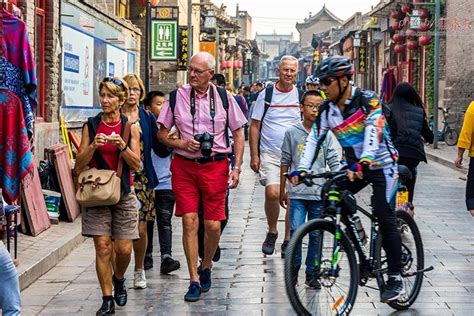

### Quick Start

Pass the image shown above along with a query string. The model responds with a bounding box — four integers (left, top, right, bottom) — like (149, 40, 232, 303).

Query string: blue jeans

(289, 199, 323, 275)
(0, 241, 21, 315)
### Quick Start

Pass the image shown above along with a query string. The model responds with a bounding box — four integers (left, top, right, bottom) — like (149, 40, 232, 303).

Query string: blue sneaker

(184, 281, 201, 302)
(199, 268, 212, 292)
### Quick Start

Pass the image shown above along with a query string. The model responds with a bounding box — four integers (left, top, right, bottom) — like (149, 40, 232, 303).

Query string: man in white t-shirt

(249, 55, 301, 256)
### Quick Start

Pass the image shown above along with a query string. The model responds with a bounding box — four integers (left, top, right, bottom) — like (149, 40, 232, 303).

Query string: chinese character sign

(358, 39, 367, 74)
(178, 26, 189, 70)
(151, 20, 178, 60)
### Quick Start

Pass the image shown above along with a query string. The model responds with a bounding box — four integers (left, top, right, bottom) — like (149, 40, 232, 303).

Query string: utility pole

(433, 0, 441, 149)
(187, 0, 193, 63)
(145, 0, 151, 91)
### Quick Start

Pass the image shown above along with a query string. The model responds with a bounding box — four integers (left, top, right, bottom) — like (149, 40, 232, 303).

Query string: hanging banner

(177, 26, 189, 70)
(151, 20, 178, 60)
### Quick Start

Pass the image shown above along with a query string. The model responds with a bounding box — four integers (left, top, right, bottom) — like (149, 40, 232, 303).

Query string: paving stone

(18, 158, 474, 315)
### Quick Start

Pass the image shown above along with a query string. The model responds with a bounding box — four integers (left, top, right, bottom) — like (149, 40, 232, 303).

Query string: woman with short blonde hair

(75, 77, 141, 315)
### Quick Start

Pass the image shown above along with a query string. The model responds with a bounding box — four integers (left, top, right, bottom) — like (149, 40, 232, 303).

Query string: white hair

(191, 52, 216, 69)
(279, 55, 298, 66)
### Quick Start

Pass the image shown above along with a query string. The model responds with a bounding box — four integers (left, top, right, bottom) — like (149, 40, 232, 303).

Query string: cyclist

(305, 76, 320, 91)
(291, 56, 405, 302)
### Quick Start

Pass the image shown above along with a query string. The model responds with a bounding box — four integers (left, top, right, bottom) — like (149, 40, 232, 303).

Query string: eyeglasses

(187, 66, 211, 75)
(320, 77, 337, 87)
(303, 104, 319, 110)
(102, 77, 124, 87)
(129, 87, 141, 94)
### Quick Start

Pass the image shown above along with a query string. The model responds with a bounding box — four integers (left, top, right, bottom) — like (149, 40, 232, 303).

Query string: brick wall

(443, 0, 474, 128)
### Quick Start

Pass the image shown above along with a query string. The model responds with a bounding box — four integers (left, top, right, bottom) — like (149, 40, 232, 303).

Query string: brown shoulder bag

(76, 121, 131, 208)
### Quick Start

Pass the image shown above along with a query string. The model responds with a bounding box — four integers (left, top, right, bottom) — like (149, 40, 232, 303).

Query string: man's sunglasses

(102, 77, 124, 87)
(319, 77, 337, 86)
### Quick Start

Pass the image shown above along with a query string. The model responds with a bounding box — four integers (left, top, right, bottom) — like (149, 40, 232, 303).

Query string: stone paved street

(21, 156, 474, 315)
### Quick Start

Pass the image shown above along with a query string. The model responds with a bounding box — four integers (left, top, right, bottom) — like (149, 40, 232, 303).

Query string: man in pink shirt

(157, 52, 247, 302)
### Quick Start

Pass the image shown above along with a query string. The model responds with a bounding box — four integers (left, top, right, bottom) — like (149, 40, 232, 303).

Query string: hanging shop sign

(410, 10, 421, 29)
(358, 38, 367, 74)
(151, 20, 178, 60)
(199, 41, 217, 59)
(243, 58, 252, 75)
(177, 26, 189, 70)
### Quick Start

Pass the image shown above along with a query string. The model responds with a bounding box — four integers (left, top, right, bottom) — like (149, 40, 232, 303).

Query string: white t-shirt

(251, 85, 301, 155)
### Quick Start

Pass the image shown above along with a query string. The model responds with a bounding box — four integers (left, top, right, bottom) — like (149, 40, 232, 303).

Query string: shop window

(116, 0, 129, 18)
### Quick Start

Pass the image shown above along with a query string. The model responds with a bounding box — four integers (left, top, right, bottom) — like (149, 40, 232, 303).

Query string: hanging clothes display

(1, 9, 37, 138)
(0, 88, 34, 204)
(381, 68, 396, 104)
(0, 56, 35, 137)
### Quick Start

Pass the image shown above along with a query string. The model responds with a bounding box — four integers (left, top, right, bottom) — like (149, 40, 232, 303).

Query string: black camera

(194, 132, 214, 157)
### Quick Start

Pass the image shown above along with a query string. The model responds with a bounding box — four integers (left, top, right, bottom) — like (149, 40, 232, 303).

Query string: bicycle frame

(321, 180, 380, 281)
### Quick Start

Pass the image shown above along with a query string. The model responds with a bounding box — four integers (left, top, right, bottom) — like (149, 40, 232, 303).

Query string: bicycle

(284, 168, 433, 315)
(428, 107, 458, 146)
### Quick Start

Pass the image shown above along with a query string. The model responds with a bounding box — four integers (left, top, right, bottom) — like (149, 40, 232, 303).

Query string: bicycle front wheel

(445, 128, 458, 146)
(284, 219, 359, 316)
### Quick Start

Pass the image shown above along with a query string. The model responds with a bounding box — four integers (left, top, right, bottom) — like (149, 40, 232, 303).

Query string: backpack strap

(261, 85, 274, 127)
(169, 89, 178, 115)
(257, 86, 274, 155)
(216, 86, 230, 148)
(297, 88, 303, 104)
(117, 121, 132, 178)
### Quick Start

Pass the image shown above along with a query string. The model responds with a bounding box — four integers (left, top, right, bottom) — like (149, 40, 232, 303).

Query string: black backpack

(169, 86, 230, 147)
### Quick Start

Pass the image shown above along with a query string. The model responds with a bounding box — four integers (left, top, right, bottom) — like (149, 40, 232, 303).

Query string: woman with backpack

(385, 82, 434, 215)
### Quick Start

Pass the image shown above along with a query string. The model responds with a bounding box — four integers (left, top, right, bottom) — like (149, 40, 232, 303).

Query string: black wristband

(120, 144, 128, 152)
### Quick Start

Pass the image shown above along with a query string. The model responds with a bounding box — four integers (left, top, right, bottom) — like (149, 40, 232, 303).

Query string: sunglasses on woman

(102, 77, 124, 87)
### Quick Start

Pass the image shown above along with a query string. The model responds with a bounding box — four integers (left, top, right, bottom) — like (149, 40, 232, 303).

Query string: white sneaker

(134, 269, 147, 289)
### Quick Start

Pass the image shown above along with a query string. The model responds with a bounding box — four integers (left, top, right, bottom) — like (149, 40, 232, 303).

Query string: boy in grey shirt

(280, 90, 340, 288)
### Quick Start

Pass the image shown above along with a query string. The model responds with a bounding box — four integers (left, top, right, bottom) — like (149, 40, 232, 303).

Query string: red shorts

(171, 155, 229, 221)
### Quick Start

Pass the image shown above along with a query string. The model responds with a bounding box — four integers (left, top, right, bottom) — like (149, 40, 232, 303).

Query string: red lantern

(419, 21, 430, 31)
(391, 21, 402, 31)
(401, 4, 412, 14)
(233, 60, 238, 69)
(394, 44, 406, 54)
(136, 0, 160, 6)
(220, 61, 228, 70)
(237, 60, 243, 68)
(407, 40, 418, 50)
(418, 9, 429, 19)
(393, 33, 406, 43)
(391, 10, 403, 20)
(405, 28, 418, 38)
(419, 35, 432, 46)
(413, 0, 424, 3)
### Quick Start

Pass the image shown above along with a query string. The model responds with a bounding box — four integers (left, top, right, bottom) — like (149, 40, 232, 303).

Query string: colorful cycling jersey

(298, 86, 398, 171)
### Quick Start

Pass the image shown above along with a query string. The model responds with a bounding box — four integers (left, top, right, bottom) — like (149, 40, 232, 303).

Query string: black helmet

(315, 56, 353, 79)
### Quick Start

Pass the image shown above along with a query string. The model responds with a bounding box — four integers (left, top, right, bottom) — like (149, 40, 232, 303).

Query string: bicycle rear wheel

(375, 210, 424, 310)
(284, 219, 359, 315)
(444, 128, 458, 146)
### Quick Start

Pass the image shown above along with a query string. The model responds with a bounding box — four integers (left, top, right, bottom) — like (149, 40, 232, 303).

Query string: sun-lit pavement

(21, 152, 474, 315)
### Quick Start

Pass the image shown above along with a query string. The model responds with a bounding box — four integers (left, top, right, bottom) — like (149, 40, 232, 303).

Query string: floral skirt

(134, 175, 156, 222)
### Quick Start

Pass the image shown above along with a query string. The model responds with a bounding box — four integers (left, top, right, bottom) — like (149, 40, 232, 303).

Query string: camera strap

(190, 87, 215, 136)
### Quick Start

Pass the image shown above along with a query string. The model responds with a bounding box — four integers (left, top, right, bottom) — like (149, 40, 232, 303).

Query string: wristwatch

(233, 166, 242, 173)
